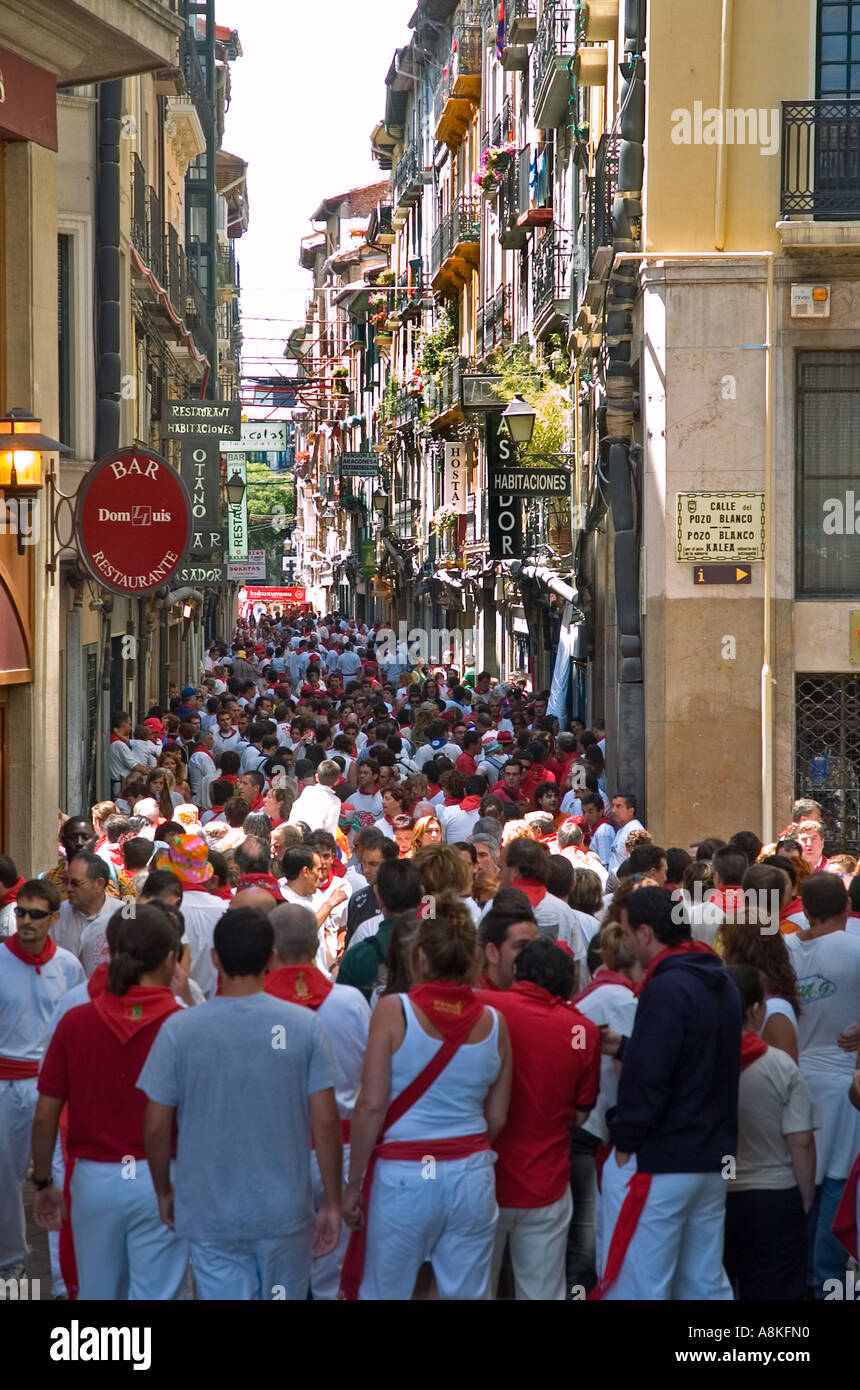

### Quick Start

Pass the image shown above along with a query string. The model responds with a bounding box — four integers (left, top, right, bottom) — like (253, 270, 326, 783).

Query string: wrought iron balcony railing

(533, 1, 575, 113)
(394, 143, 423, 209)
(588, 132, 620, 270)
(781, 100, 860, 220)
(431, 195, 481, 280)
(179, 24, 212, 137)
(509, 0, 538, 46)
(131, 154, 148, 263)
(533, 225, 572, 320)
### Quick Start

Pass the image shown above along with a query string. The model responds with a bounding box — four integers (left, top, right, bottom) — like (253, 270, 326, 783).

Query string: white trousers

(0, 1078, 37, 1270)
(190, 1227, 313, 1301)
(359, 1151, 498, 1301)
(310, 1145, 350, 1301)
(70, 1158, 189, 1300)
(491, 1189, 573, 1300)
(599, 1152, 733, 1300)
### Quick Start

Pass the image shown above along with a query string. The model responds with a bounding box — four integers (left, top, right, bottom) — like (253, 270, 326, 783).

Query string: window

(58, 235, 72, 451)
(818, 1, 860, 96)
(796, 675, 860, 852)
(796, 350, 860, 596)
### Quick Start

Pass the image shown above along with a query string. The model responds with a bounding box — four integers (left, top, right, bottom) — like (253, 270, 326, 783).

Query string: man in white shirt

(607, 794, 646, 877)
(188, 732, 218, 801)
(786, 872, 860, 1294)
(109, 711, 150, 796)
(336, 641, 363, 679)
(279, 846, 348, 974)
(414, 721, 461, 771)
(52, 852, 117, 976)
(211, 709, 249, 759)
(288, 760, 343, 837)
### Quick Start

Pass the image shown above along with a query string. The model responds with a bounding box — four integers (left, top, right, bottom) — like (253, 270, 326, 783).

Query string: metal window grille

(795, 674, 860, 853)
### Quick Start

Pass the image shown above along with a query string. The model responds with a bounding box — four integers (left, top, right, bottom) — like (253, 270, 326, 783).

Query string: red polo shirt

(476, 981, 600, 1208)
(38, 995, 179, 1162)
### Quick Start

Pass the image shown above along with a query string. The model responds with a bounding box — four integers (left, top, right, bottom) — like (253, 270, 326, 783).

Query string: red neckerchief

(214, 884, 233, 900)
(573, 970, 636, 1006)
(589, 816, 612, 833)
(442, 796, 461, 807)
(510, 876, 547, 908)
(510, 979, 570, 1009)
(710, 886, 746, 913)
(460, 795, 482, 812)
(87, 962, 109, 998)
(0, 876, 25, 909)
(90, 984, 178, 1043)
(235, 873, 285, 902)
(109, 732, 127, 744)
(221, 773, 238, 785)
(331, 861, 346, 879)
(782, 897, 803, 918)
(318, 868, 334, 893)
(249, 794, 266, 812)
(265, 964, 333, 1011)
(3, 932, 58, 974)
(639, 940, 715, 993)
(474, 972, 503, 991)
(740, 1031, 768, 1071)
(409, 981, 486, 1041)
(426, 783, 440, 798)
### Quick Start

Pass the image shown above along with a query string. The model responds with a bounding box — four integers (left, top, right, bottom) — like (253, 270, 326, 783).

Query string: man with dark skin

(42, 819, 119, 901)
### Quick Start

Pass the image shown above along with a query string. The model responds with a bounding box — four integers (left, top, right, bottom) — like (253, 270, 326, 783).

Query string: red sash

(0, 1057, 39, 1080)
(573, 971, 636, 1006)
(3, 932, 58, 975)
(589, 1167, 653, 1299)
(339, 983, 487, 1300)
(740, 1032, 768, 1071)
(832, 1150, 860, 1260)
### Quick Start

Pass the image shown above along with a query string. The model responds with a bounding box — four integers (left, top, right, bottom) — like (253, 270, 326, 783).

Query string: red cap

(497, 730, 514, 744)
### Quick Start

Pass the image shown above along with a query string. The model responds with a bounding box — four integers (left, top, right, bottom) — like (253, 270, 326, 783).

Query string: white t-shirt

(784, 929, 860, 1181)
(575, 980, 639, 1143)
(181, 890, 227, 1000)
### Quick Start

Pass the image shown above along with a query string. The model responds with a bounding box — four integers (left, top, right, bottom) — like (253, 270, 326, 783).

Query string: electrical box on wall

(791, 284, 831, 318)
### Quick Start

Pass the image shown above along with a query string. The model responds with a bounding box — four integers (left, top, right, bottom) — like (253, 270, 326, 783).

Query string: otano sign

(75, 449, 192, 595)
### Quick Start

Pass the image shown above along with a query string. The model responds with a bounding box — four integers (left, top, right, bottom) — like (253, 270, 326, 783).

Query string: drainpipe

(95, 81, 122, 459)
(714, 0, 734, 250)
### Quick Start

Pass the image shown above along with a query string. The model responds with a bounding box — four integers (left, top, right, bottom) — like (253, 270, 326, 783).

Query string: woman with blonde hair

(410, 816, 442, 855)
(341, 896, 512, 1300)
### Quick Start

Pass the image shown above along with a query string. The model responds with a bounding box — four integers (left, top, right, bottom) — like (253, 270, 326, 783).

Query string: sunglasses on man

(15, 905, 53, 921)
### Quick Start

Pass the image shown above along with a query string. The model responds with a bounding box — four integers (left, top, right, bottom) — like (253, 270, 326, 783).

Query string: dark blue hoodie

(608, 949, 742, 1174)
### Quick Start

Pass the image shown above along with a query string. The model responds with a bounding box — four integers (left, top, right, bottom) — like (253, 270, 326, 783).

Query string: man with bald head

(265, 903, 370, 1300)
(230, 888, 279, 915)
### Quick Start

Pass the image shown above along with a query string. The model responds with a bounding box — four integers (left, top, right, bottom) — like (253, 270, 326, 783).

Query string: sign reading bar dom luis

(75, 449, 192, 596)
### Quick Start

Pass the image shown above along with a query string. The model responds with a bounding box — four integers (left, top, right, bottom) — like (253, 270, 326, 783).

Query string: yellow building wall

(645, 0, 813, 253)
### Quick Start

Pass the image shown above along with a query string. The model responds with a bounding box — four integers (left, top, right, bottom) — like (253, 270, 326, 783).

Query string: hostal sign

(75, 449, 192, 595)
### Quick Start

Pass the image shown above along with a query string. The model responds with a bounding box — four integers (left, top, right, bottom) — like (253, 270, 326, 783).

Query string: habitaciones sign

(75, 449, 192, 595)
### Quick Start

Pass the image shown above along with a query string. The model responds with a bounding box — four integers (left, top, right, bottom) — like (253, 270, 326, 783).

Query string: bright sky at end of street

(215, 0, 412, 383)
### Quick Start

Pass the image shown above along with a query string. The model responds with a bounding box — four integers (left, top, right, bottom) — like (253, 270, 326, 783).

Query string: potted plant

(473, 143, 516, 198)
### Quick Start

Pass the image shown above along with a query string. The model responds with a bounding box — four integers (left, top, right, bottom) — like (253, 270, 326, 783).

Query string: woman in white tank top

(341, 898, 512, 1300)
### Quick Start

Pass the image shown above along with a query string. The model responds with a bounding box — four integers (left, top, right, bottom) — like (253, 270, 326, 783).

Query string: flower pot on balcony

(583, 0, 619, 42)
(574, 47, 609, 87)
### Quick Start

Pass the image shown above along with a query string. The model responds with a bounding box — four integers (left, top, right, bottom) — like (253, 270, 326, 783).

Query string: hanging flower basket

(473, 143, 516, 196)
(430, 504, 457, 535)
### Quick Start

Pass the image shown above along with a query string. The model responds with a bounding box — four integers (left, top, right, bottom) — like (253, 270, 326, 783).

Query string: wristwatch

(32, 1176, 54, 1190)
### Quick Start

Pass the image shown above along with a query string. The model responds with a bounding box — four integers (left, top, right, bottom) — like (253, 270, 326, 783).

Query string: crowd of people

(1, 605, 859, 1303)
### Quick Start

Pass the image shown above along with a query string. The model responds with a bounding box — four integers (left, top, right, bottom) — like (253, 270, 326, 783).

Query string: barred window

(796, 351, 860, 597)
(795, 674, 860, 853)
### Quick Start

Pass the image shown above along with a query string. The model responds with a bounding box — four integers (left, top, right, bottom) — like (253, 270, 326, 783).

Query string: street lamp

(372, 491, 388, 515)
(225, 470, 246, 507)
(0, 407, 69, 495)
(0, 407, 70, 554)
(501, 393, 537, 447)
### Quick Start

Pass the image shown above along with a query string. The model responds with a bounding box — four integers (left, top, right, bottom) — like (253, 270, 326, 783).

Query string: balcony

(585, 131, 619, 294)
(532, 2, 575, 129)
(393, 144, 428, 226)
(477, 286, 512, 358)
(780, 100, 860, 239)
(219, 242, 240, 303)
(498, 148, 530, 249)
(131, 153, 148, 264)
(179, 24, 213, 139)
(165, 224, 186, 318)
(377, 204, 396, 244)
(509, 0, 538, 45)
(434, 13, 483, 149)
(533, 226, 572, 339)
(428, 355, 467, 427)
(430, 195, 481, 295)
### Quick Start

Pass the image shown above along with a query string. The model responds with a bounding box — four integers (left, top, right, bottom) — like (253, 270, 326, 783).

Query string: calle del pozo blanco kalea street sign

(74, 449, 192, 595)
